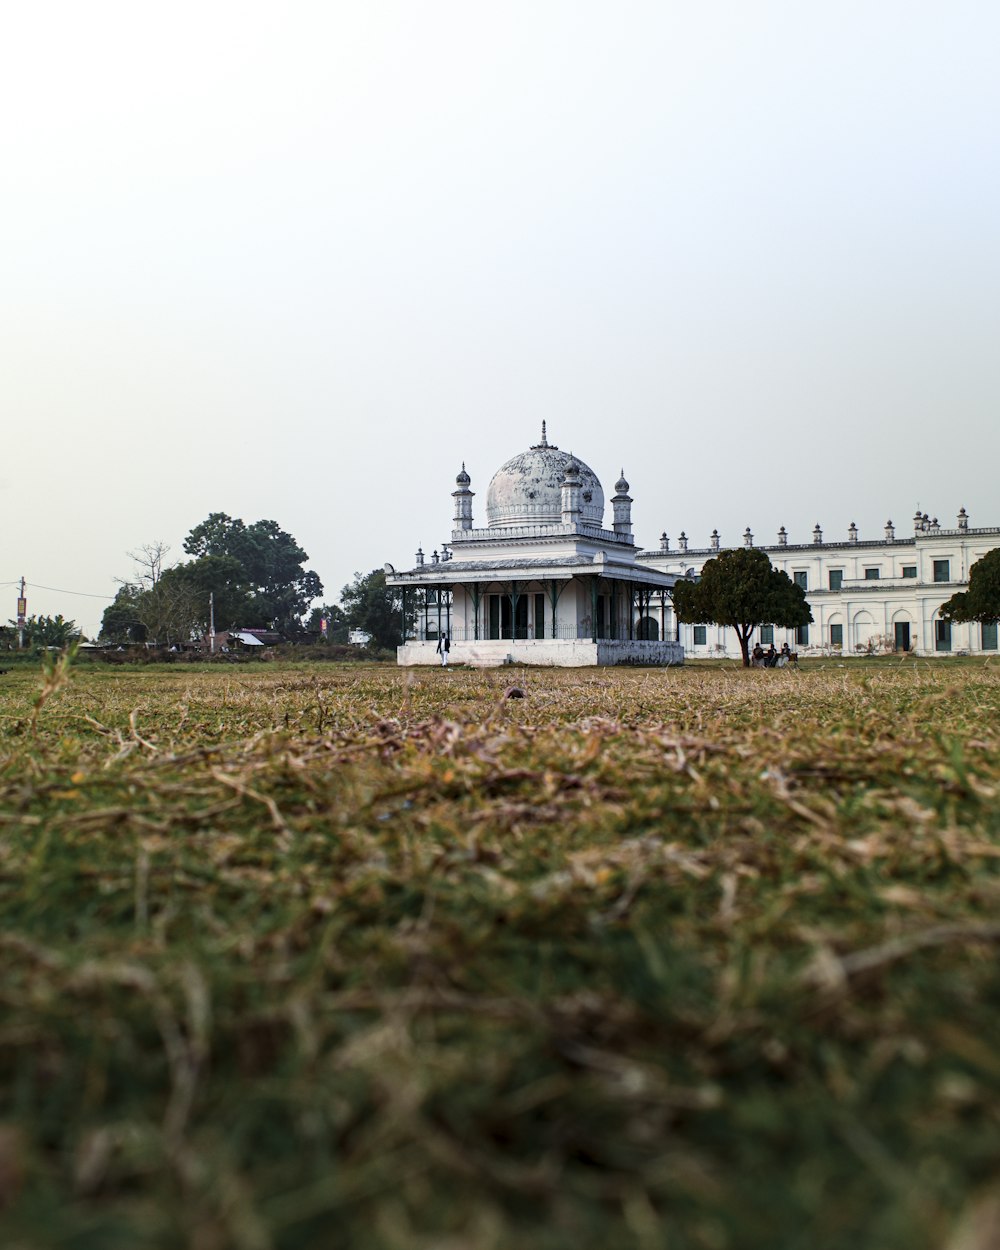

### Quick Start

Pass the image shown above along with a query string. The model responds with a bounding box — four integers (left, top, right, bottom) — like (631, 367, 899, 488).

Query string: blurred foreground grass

(0, 658, 999, 1250)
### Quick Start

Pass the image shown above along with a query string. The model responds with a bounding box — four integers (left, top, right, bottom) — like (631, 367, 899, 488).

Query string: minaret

(560, 456, 582, 525)
(452, 463, 474, 531)
(611, 470, 633, 537)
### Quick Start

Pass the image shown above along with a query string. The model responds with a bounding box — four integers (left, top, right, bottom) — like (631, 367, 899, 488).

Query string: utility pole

(209, 592, 215, 654)
(17, 577, 26, 650)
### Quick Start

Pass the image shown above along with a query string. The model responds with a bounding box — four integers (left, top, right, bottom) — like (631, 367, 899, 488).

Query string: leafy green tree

(941, 548, 1000, 624)
(307, 604, 349, 643)
(671, 547, 812, 667)
(100, 587, 147, 644)
(14, 614, 81, 648)
(183, 513, 322, 632)
(340, 570, 414, 650)
(167, 556, 253, 633)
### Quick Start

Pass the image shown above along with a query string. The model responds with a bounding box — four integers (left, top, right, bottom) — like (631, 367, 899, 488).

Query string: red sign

(16, 598, 26, 618)
(320, 617, 328, 634)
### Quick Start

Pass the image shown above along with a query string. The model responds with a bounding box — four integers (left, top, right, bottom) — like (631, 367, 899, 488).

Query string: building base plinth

(397, 640, 684, 668)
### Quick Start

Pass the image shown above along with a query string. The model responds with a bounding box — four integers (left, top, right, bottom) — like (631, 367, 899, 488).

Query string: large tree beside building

(671, 547, 812, 667)
(340, 569, 415, 651)
(940, 548, 1000, 624)
(183, 513, 322, 633)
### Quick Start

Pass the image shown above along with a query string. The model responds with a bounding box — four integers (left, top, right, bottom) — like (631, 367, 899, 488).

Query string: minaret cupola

(452, 462, 474, 531)
(611, 469, 633, 537)
(560, 456, 582, 525)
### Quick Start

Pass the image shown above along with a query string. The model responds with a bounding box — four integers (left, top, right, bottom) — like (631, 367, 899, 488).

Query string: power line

(22, 581, 116, 601)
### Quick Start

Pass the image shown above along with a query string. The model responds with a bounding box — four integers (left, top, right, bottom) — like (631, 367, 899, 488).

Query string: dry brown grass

(0, 657, 998, 1249)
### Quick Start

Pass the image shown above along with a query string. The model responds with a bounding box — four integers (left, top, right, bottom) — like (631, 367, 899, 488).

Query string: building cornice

(637, 526, 1000, 562)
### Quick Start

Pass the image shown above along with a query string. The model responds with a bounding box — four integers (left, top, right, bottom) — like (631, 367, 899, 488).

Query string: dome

(455, 462, 471, 487)
(486, 441, 604, 528)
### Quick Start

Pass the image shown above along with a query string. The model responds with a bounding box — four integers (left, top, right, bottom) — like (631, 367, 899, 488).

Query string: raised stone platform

(397, 640, 684, 668)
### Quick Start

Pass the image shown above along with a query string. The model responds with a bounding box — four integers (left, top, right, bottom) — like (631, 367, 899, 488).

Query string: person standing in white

(435, 634, 450, 666)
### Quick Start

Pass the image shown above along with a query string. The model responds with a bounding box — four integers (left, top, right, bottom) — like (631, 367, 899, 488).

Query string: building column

(549, 580, 561, 640)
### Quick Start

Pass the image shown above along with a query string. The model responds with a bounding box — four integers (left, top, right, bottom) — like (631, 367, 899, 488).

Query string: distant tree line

(2, 615, 80, 650)
(100, 515, 323, 645)
(306, 570, 414, 652)
(98, 514, 412, 652)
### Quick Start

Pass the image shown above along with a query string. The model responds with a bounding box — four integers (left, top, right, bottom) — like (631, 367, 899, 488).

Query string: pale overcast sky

(3, 2, 998, 636)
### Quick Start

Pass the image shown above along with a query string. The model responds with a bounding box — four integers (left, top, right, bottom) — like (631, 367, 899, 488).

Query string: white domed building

(386, 424, 683, 666)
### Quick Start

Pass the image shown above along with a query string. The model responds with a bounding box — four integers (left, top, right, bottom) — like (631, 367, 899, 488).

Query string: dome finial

(540, 420, 548, 447)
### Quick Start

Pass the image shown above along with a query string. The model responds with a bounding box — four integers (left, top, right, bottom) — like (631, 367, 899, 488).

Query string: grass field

(1, 657, 999, 1250)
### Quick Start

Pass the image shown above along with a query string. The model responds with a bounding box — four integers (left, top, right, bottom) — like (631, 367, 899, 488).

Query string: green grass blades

(0, 658, 998, 1250)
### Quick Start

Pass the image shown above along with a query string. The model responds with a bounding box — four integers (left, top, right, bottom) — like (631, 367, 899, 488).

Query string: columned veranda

(400, 575, 674, 644)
